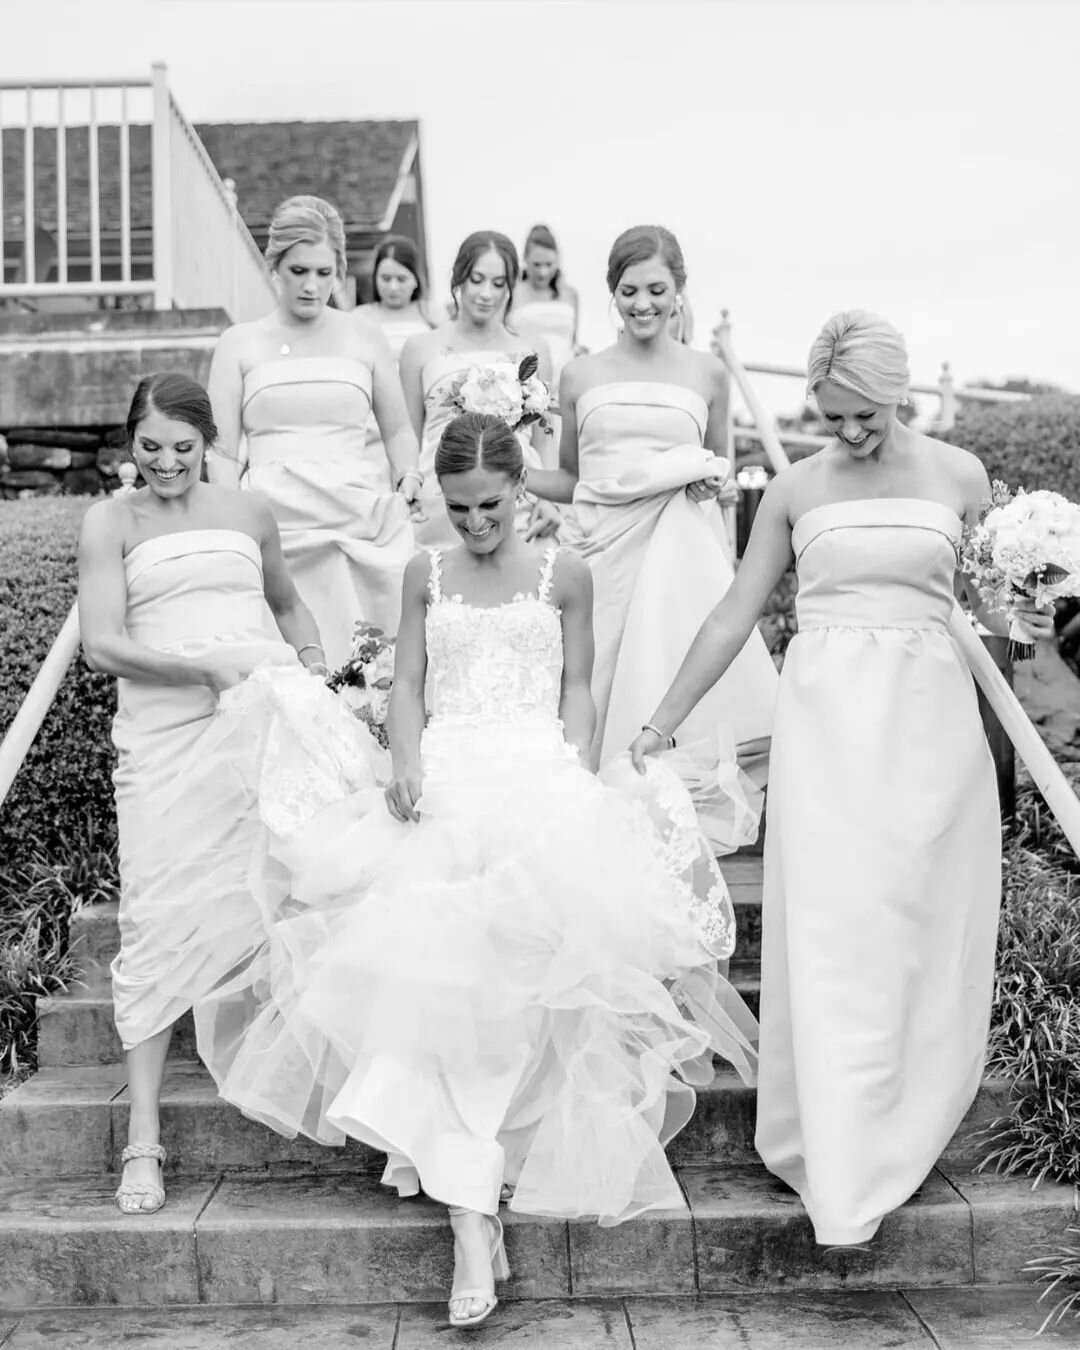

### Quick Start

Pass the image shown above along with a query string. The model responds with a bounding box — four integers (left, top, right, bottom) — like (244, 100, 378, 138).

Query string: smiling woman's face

(613, 254, 677, 340)
(814, 379, 897, 460)
(131, 407, 205, 497)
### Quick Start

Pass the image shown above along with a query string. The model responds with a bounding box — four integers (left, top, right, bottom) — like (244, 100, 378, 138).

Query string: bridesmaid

(630, 310, 1055, 1247)
(528, 224, 777, 768)
(77, 372, 325, 1216)
(353, 235, 439, 492)
(399, 229, 561, 547)
(207, 195, 422, 662)
(513, 224, 582, 394)
(354, 234, 439, 362)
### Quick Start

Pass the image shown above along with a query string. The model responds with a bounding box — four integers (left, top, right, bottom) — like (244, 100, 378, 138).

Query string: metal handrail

(0, 464, 138, 811)
(718, 324, 1080, 858)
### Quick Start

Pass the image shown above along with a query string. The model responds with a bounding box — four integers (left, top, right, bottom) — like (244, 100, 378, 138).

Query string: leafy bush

(0, 497, 117, 870)
(942, 393, 1080, 499)
(0, 822, 118, 1072)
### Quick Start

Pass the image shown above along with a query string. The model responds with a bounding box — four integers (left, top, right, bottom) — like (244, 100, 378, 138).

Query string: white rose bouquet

(326, 620, 395, 747)
(443, 354, 553, 435)
(960, 481, 1080, 660)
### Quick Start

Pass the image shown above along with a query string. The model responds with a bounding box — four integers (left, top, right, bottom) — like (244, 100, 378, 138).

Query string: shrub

(0, 497, 118, 871)
(941, 393, 1080, 499)
(0, 822, 118, 1072)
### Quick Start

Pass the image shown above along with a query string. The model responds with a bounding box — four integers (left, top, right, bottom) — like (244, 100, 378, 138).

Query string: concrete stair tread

(0, 1060, 1014, 1177)
(1, 1288, 1075, 1348)
(0, 1163, 1074, 1307)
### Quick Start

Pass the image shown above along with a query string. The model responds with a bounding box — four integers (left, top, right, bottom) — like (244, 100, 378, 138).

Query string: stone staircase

(0, 855, 1075, 1311)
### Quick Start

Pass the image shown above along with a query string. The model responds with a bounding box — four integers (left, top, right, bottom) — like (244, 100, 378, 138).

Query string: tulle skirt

(193, 669, 759, 1225)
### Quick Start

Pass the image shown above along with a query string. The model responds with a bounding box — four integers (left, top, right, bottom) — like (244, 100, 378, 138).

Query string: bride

(195, 411, 759, 1329)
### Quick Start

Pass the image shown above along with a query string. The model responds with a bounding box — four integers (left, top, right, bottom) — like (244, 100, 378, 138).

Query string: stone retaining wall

(0, 427, 127, 498)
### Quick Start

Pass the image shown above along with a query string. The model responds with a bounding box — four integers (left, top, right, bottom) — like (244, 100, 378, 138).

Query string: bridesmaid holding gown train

(631, 311, 1055, 1247)
(208, 196, 422, 660)
(528, 224, 777, 768)
(399, 230, 561, 547)
(77, 372, 329, 1216)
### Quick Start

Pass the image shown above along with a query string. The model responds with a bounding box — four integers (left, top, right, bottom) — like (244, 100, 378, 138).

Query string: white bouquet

(442, 353, 553, 435)
(960, 481, 1080, 660)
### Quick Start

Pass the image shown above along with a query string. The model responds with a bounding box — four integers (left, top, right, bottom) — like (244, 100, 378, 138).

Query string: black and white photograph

(0, 1, 1078, 1345)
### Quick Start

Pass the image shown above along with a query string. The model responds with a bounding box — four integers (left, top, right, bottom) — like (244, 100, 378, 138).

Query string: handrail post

(937, 361, 957, 432)
(712, 310, 792, 476)
(150, 60, 172, 310)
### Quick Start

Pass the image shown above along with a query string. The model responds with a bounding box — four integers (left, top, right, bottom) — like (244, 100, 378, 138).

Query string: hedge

(941, 392, 1080, 498)
(0, 497, 117, 871)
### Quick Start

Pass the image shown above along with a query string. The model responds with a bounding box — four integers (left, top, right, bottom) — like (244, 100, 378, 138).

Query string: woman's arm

(252, 495, 327, 671)
(368, 327, 422, 496)
(77, 502, 225, 690)
(526, 364, 581, 504)
(206, 327, 246, 489)
(556, 551, 598, 766)
(631, 480, 795, 768)
(398, 332, 430, 444)
(384, 552, 430, 821)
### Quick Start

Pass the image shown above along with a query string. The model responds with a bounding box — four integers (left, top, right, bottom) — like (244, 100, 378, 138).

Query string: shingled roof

(1, 119, 419, 239)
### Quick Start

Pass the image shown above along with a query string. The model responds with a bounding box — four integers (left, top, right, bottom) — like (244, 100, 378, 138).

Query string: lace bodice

(425, 546, 563, 725)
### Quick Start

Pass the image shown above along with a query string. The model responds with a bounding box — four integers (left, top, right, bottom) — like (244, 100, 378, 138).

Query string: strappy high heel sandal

(115, 1142, 167, 1215)
(447, 1206, 510, 1329)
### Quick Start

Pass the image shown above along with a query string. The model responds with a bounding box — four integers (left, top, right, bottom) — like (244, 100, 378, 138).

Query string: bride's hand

(629, 727, 666, 776)
(385, 768, 423, 823)
(687, 476, 725, 505)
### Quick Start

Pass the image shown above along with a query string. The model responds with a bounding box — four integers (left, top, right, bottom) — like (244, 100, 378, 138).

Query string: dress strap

(428, 549, 444, 603)
(537, 544, 560, 605)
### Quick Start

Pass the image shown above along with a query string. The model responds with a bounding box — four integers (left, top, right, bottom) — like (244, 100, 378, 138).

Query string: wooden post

(150, 61, 172, 310)
(937, 361, 957, 432)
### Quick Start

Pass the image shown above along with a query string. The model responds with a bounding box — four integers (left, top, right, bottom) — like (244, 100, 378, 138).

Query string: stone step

(2, 1287, 1076, 1348)
(0, 1163, 1073, 1309)
(0, 1060, 1014, 1180)
(35, 958, 762, 1070)
(65, 858, 766, 981)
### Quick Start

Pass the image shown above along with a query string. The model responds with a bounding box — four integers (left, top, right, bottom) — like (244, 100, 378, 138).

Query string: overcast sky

(3, 0, 1077, 418)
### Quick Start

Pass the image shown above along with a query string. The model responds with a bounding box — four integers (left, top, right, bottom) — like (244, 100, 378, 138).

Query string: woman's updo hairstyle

(435, 412, 524, 481)
(523, 223, 562, 298)
(606, 224, 687, 293)
(806, 310, 911, 406)
(126, 371, 218, 449)
(449, 231, 519, 317)
(265, 195, 348, 286)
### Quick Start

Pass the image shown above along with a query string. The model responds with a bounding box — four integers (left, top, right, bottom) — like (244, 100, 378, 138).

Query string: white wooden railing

(0, 64, 273, 320)
(713, 311, 1033, 456)
(0, 465, 138, 812)
(718, 328, 1080, 858)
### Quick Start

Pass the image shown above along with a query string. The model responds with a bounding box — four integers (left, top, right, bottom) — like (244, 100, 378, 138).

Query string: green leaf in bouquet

(373, 677, 393, 690)
(518, 353, 539, 381)
(1039, 564, 1072, 586)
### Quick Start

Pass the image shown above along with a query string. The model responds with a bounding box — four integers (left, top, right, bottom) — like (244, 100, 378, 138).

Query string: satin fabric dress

(754, 498, 1002, 1245)
(242, 356, 414, 655)
(363, 309, 434, 493)
(110, 529, 296, 1049)
(565, 380, 778, 767)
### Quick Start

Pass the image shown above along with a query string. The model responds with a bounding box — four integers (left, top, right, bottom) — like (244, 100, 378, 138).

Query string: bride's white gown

(195, 546, 759, 1224)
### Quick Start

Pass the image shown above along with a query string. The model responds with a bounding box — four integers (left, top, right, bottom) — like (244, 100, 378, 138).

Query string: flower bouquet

(441, 353, 554, 435)
(960, 481, 1080, 660)
(326, 620, 395, 748)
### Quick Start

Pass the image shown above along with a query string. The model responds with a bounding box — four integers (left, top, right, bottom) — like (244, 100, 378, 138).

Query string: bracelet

(395, 468, 425, 491)
(641, 722, 670, 742)
(296, 643, 324, 660)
